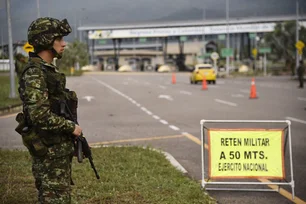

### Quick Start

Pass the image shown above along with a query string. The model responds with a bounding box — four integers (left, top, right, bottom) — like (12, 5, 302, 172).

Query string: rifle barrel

(89, 157, 100, 179)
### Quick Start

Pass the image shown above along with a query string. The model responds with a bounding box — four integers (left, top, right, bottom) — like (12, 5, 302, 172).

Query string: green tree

(264, 21, 306, 74)
(57, 40, 89, 71)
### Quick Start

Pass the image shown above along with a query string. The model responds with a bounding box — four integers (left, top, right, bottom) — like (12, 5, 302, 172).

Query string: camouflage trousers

(32, 153, 73, 204)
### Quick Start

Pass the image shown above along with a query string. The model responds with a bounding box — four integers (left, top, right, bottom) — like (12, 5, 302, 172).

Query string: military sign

(23, 42, 34, 53)
(208, 129, 285, 179)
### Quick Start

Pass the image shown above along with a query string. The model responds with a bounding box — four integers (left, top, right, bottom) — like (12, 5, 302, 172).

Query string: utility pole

(79, 8, 86, 43)
(226, 0, 230, 76)
(47, 0, 50, 16)
(295, 0, 300, 76)
(1, 27, 3, 59)
(202, 8, 206, 61)
(37, 0, 40, 18)
(6, 0, 16, 98)
(74, 13, 77, 39)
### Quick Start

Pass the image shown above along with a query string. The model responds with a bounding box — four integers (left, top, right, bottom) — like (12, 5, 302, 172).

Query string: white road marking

(180, 90, 192, 95)
(153, 115, 160, 120)
(82, 96, 95, 102)
(215, 99, 237, 107)
(91, 77, 188, 134)
(286, 117, 306, 125)
(158, 95, 173, 101)
(169, 125, 180, 131)
(298, 97, 306, 101)
(160, 120, 168, 125)
(159, 85, 166, 89)
(141, 107, 148, 112)
(231, 94, 244, 98)
(240, 89, 249, 94)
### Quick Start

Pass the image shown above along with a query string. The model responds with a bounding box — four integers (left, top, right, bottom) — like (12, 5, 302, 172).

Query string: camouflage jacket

(18, 52, 75, 156)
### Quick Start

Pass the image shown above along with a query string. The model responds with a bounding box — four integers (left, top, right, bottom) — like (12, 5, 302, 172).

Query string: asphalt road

(1, 72, 305, 204)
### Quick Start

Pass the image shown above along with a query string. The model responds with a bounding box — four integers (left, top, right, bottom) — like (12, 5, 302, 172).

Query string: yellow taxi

(190, 63, 216, 84)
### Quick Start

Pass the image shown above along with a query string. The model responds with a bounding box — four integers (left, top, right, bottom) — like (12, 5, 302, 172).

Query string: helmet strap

(51, 47, 62, 59)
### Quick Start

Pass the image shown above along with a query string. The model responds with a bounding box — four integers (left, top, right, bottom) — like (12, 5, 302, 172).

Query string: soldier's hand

(72, 124, 82, 137)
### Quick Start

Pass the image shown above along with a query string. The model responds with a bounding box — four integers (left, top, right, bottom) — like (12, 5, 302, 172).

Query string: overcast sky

(0, 0, 305, 44)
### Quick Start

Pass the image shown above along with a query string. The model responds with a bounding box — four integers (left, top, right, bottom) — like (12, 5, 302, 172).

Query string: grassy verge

(0, 76, 21, 108)
(0, 146, 216, 204)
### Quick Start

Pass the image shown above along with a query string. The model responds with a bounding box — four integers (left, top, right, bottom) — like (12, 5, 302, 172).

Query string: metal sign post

(210, 52, 219, 75)
(259, 47, 271, 76)
(6, 0, 16, 98)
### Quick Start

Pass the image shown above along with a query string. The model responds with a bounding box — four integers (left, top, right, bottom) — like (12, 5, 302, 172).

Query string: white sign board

(211, 52, 220, 60)
(88, 23, 277, 39)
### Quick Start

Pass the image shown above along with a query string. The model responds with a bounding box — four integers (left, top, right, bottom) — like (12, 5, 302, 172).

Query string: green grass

(0, 76, 21, 108)
(0, 146, 216, 204)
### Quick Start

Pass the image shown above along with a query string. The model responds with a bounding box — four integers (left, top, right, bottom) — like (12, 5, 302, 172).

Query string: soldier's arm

(22, 67, 75, 134)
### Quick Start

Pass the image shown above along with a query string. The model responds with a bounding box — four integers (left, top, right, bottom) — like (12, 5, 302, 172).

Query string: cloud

(0, 0, 305, 44)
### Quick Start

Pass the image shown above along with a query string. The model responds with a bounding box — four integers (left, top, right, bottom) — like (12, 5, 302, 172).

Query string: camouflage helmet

(28, 17, 72, 50)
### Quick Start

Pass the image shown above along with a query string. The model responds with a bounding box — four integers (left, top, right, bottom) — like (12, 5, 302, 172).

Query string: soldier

(297, 60, 305, 89)
(15, 53, 27, 78)
(16, 17, 82, 203)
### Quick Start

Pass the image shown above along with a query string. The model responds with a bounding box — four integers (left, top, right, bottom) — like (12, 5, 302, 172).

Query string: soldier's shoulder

(23, 63, 45, 79)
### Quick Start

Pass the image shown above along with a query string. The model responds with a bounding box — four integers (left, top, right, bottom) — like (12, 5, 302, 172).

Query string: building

(78, 15, 306, 71)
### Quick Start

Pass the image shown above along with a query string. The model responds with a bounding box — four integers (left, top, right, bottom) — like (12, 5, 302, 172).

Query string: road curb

(0, 104, 22, 116)
(90, 145, 188, 174)
(162, 151, 188, 174)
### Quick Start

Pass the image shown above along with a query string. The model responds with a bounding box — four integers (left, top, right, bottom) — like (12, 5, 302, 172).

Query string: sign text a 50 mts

(208, 129, 285, 179)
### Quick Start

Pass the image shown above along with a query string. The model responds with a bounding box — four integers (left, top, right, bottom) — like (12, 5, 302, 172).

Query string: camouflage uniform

(15, 17, 76, 203)
(15, 53, 27, 79)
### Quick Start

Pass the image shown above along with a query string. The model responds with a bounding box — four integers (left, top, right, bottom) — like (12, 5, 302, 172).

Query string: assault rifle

(60, 100, 100, 179)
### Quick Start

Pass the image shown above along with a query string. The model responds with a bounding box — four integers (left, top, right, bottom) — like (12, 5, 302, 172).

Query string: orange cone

(202, 75, 207, 90)
(172, 73, 176, 84)
(249, 77, 258, 99)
